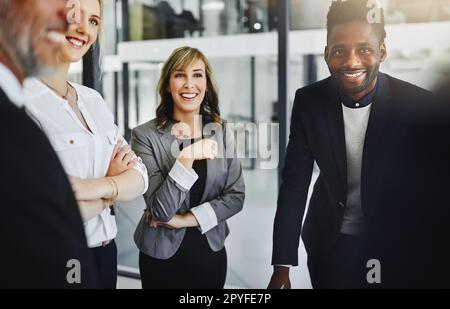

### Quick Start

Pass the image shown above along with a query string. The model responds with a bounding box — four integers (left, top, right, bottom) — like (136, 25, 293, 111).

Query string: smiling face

(325, 21, 387, 101)
(0, 0, 68, 79)
(30, 0, 69, 71)
(59, 0, 101, 63)
(168, 59, 208, 118)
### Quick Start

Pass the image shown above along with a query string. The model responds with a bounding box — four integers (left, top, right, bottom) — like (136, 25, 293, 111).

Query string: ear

(324, 46, 329, 62)
(380, 42, 387, 63)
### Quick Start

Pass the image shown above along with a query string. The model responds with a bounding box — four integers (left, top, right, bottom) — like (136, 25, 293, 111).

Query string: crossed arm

(70, 139, 148, 222)
(132, 127, 245, 233)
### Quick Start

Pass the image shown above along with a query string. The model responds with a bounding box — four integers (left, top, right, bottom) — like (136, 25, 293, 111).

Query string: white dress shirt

(24, 78, 149, 248)
(0, 63, 25, 107)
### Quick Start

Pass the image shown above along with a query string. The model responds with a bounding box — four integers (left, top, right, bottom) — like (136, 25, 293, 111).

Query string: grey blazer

(131, 119, 245, 259)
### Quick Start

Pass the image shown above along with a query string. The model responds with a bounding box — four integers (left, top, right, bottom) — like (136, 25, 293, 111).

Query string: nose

(64, 0, 86, 34)
(184, 76, 194, 89)
(343, 49, 362, 68)
(76, 15, 89, 35)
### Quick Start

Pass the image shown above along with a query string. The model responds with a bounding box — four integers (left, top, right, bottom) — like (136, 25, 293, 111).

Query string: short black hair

(327, 0, 386, 43)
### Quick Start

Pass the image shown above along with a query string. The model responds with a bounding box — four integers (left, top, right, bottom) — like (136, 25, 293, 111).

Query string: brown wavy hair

(156, 46, 222, 128)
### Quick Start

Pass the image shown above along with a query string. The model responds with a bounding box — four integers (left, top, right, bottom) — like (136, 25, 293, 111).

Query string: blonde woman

(132, 47, 245, 289)
(24, 0, 148, 289)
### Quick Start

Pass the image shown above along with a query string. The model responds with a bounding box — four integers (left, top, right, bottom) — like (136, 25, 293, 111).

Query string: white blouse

(24, 78, 148, 248)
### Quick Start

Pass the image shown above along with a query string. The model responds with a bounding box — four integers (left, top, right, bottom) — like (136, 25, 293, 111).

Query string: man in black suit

(0, 0, 97, 288)
(268, 0, 450, 289)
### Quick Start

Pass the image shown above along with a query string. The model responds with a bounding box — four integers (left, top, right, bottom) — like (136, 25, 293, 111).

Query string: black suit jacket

(0, 89, 98, 289)
(272, 73, 450, 287)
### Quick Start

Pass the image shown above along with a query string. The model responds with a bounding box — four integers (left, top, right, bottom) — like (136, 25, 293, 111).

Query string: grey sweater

(340, 103, 372, 235)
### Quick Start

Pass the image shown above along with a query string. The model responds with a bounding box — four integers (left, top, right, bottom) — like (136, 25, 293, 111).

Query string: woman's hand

(146, 211, 198, 230)
(107, 140, 138, 177)
(146, 211, 165, 228)
(177, 139, 218, 169)
(69, 176, 111, 201)
(162, 215, 189, 230)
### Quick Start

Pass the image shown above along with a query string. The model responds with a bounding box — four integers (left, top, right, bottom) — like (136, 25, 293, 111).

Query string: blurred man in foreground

(0, 0, 97, 288)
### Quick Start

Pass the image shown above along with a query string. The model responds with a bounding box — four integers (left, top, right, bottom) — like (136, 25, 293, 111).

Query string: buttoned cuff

(190, 202, 218, 234)
(133, 157, 149, 194)
(168, 160, 199, 190)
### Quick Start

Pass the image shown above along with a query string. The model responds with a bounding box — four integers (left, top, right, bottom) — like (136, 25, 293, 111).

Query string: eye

(174, 73, 185, 78)
(89, 19, 99, 26)
(360, 48, 372, 54)
(194, 73, 204, 78)
(332, 49, 344, 56)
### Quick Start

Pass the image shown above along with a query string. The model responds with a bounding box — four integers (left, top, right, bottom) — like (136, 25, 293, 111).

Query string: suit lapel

(325, 79, 348, 197)
(361, 73, 391, 208)
(200, 157, 217, 203)
(158, 124, 178, 168)
(199, 129, 219, 203)
(159, 123, 191, 210)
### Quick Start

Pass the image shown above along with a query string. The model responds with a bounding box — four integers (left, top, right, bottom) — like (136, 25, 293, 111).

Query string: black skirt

(139, 228, 227, 289)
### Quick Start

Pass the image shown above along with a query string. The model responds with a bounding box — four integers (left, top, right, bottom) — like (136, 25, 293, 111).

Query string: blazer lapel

(361, 73, 392, 208)
(158, 124, 178, 168)
(199, 129, 219, 203)
(325, 79, 348, 198)
(158, 123, 191, 210)
(200, 158, 217, 203)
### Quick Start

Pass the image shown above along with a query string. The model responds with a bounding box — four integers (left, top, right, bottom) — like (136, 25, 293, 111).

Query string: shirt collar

(340, 76, 379, 109)
(0, 63, 25, 107)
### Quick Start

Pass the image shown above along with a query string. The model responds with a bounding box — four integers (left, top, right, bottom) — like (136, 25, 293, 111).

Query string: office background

(69, 0, 450, 288)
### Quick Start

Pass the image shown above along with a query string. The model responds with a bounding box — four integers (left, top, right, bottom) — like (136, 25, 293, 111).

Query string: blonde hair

(98, 0, 104, 41)
(94, 0, 104, 71)
(156, 46, 222, 128)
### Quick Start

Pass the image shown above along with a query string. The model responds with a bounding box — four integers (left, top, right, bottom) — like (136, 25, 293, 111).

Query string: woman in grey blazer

(131, 47, 245, 289)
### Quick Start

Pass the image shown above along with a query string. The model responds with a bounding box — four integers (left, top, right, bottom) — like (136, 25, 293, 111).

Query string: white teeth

(344, 72, 364, 78)
(46, 31, 65, 43)
(68, 38, 84, 47)
(181, 93, 197, 99)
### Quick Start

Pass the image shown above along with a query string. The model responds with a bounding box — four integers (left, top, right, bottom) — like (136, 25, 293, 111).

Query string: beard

(15, 34, 40, 77)
(2, 25, 54, 79)
(16, 32, 56, 78)
(331, 63, 380, 96)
